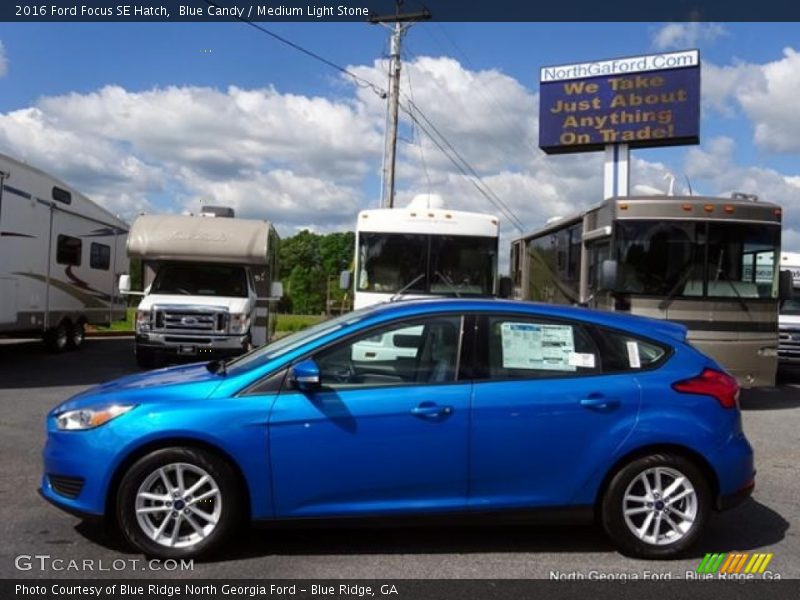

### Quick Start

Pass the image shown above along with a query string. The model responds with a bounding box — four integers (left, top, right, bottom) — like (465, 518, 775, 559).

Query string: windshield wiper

(433, 271, 462, 298)
(658, 263, 697, 312)
(390, 273, 426, 302)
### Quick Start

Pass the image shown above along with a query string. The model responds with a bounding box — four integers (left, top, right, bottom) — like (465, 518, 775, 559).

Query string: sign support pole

(603, 143, 629, 199)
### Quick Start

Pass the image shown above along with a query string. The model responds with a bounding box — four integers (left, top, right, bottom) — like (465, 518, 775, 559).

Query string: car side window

(483, 315, 600, 380)
(591, 327, 668, 372)
(314, 316, 462, 389)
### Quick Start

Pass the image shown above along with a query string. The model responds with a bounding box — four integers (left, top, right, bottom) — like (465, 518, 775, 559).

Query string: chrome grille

(152, 306, 228, 334)
(778, 329, 800, 361)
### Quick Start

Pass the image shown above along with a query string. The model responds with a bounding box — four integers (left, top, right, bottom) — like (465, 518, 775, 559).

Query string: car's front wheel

(601, 453, 711, 559)
(116, 447, 241, 558)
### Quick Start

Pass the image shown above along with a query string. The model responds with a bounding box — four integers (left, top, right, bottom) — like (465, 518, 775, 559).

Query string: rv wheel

(68, 321, 86, 350)
(44, 322, 70, 353)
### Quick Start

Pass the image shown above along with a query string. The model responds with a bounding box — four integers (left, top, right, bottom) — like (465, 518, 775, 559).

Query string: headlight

(136, 310, 151, 331)
(229, 313, 250, 334)
(56, 404, 136, 431)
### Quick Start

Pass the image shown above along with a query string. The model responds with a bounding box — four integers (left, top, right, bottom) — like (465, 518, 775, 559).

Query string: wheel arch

(593, 443, 720, 516)
(105, 437, 252, 523)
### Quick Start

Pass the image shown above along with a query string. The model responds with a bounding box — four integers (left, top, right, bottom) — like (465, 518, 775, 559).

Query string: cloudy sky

(0, 21, 799, 260)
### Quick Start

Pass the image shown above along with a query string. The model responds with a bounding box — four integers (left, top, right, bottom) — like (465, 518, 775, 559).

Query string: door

(469, 314, 642, 509)
(269, 314, 470, 518)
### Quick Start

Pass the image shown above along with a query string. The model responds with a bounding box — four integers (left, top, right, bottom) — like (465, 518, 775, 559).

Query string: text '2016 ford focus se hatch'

(41, 299, 754, 559)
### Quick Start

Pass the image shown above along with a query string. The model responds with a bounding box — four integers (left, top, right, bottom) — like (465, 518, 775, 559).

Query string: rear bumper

(717, 477, 755, 511)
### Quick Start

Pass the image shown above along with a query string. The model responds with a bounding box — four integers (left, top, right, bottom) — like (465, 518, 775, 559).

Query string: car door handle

(410, 403, 453, 419)
(580, 396, 620, 410)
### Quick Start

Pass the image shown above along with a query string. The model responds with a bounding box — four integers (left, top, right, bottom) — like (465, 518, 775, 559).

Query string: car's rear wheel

(116, 447, 241, 558)
(601, 453, 711, 559)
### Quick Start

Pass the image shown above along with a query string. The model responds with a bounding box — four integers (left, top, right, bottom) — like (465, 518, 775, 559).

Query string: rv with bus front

(120, 210, 282, 368)
(510, 194, 792, 387)
(348, 197, 501, 310)
(0, 153, 128, 351)
(778, 251, 800, 366)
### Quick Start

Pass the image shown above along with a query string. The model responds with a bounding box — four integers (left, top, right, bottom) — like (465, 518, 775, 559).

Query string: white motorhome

(778, 251, 800, 366)
(121, 211, 281, 368)
(0, 153, 128, 351)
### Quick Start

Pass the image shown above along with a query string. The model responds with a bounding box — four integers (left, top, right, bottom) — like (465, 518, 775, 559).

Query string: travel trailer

(0, 153, 128, 351)
(121, 210, 282, 368)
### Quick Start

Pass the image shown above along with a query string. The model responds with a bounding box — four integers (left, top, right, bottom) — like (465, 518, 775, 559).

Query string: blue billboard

(539, 50, 700, 154)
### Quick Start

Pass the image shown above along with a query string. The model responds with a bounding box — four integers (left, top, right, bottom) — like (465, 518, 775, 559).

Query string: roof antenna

(663, 172, 676, 196)
(685, 175, 694, 196)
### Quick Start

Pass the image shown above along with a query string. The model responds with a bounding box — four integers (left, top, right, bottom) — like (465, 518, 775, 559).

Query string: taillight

(672, 368, 740, 409)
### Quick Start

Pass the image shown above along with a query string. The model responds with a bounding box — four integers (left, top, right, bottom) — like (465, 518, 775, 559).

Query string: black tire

(44, 321, 70, 353)
(135, 347, 157, 369)
(601, 453, 711, 559)
(116, 447, 241, 559)
(67, 321, 85, 350)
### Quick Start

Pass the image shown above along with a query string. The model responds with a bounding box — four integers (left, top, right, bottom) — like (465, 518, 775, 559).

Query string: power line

(400, 99, 526, 233)
(402, 97, 527, 233)
(201, 0, 387, 99)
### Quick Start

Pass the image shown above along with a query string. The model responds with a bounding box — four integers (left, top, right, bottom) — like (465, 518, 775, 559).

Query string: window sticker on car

(626, 340, 641, 368)
(568, 352, 596, 368)
(500, 322, 576, 371)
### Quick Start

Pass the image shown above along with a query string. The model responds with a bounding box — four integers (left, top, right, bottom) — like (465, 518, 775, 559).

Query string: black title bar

(3, 1, 800, 22)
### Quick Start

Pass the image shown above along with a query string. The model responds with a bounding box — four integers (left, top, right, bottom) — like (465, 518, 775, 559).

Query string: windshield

(152, 264, 248, 297)
(224, 306, 374, 374)
(357, 233, 497, 296)
(615, 221, 780, 299)
(782, 296, 800, 316)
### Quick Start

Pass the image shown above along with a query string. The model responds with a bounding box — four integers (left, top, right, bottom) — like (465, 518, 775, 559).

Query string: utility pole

(369, 2, 431, 209)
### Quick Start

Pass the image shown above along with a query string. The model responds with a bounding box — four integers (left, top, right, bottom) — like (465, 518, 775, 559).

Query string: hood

(137, 294, 250, 313)
(52, 362, 224, 413)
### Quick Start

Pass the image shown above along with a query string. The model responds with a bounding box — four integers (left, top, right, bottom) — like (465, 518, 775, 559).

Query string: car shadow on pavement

(0, 338, 143, 388)
(70, 497, 786, 564)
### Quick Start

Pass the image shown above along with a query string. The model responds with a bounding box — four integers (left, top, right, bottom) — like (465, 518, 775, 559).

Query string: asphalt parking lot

(1, 337, 798, 580)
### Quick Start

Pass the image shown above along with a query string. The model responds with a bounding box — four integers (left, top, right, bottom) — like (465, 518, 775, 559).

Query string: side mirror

(339, 270, 352, 291)
(290, 359, 321, 391)
(598, 259, 619, 292)
(498, 276, 513, 299)
(270, 281, 284, 299)
(118, 274, 131, 294)
(779, 270, 794, 301)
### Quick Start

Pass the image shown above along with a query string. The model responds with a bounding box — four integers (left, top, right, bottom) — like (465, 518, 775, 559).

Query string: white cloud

(0, 53, 797, 256)
(0, 41, 7, 78)
(0, 83, 383, 224)
(703, 48, 800, 153)
(652, 23, 727, 51)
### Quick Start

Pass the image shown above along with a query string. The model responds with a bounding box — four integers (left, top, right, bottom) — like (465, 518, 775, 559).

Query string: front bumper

(778, 328, 800, 364)
(40, 421, 125, 518)
(136, 332, 249, 359)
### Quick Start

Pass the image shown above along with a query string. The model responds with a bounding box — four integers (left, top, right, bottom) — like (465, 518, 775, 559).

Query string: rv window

(56, 235, 82, 266)
(90, 243, 111, 270)
(52, 187, 72, 205)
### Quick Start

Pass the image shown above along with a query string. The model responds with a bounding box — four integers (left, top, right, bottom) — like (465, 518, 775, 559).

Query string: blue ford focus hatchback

(41, 299, 754, 559)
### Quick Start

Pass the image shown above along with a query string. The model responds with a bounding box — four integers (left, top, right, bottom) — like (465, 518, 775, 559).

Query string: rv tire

(68, 320, 86, 350)
(45, 322, 70, 353)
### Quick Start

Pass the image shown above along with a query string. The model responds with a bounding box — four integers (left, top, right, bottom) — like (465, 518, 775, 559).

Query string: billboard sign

(539, 50, 700, 154)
